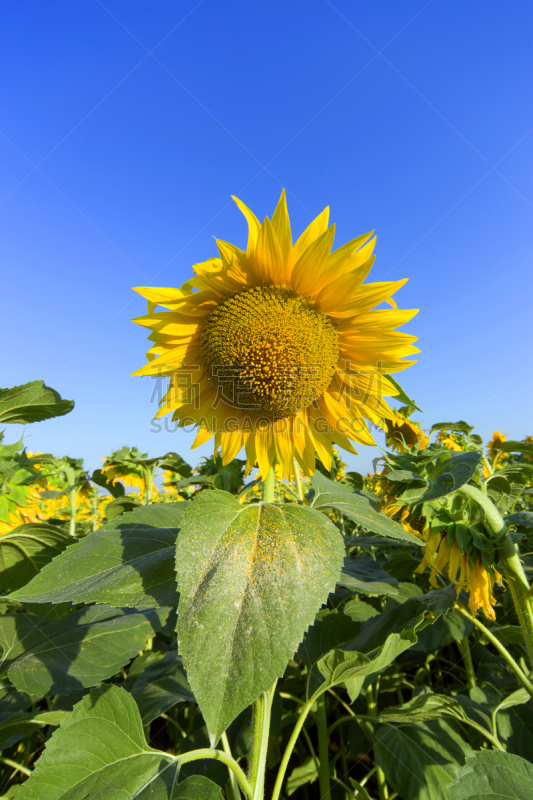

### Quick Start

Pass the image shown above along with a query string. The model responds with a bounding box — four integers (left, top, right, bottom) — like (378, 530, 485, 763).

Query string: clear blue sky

(1, 0, 532, 476)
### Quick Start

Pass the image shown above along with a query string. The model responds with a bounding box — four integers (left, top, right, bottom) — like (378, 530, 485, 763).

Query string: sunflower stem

(457, 636, 476, 689)
(316, 693, 331, 800)
(293, 459, 304, 504)
(455, 604, 533, 697)
(248, 682, 276, 800)
(499, 536, 533, 666)
(459, 483, 533, 666)
(261, 465, 276, 504)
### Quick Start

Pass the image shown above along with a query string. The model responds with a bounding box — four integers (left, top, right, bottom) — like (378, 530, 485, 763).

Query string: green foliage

(310, 471, 422, 543)
(449, 750, 533, 799)
(176, 490, 344, 738)
(0, 381, 74, 425)
(15, 685, 221, 800)
(0, 605, 169, 696)
(2, 418, 533, 800)
(10, 503, 186, 607)
(0, 522, 75, 592)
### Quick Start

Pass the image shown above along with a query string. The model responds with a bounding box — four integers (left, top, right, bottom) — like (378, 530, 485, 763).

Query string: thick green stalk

(459, 483, 533, 665)
(457, 636, 476, 689)
(248, 682, 276, 800)
(144, 465, 153, 504)
(293, 458, 304, 504)
(456, 605, 533, 697)
(261, 465, 276, 504)
(68, 487, 78, 538)
(316, 694, 331, 800)
(499, 536, 533, 666)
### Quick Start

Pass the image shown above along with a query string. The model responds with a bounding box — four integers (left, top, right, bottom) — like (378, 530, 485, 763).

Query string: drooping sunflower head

(384, 409, 428, 453)
(436, 430, 463, 452)
(487, 430, 506, 461)
(132, 191, 419, 478)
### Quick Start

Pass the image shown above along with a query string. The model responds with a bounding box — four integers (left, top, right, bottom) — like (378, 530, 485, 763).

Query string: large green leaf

(448, 750, 533, 800)
(17, 685, 222, 800)
(501, 441, 533, 455)
(131, 649, 196, 724)
(497, 699, 533, 761)
(10, 503, 187, 607)
(0, 522, 75, 592)
(338, 555, 399, 596)
(297, 610, 360, 668)
(0, 710, 67, 749)
(90, 468, 125, 497)
(375, 720, 474, 800)
(310, 472, 421, 544)
(430, 421, 474, 435)
(0, 381, 74, 424)
(378, 692, 468, 725)
(176, 490, 345, 739)
(308, 590, 455, 700)
(0, 605, 169, 696)
(402, 451, 482, 504)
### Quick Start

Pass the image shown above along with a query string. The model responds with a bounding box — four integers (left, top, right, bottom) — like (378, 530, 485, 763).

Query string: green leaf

(376, 720, 473, 800)
(494, 688, 531, 714)
(413, 609, 472, 652)
(16, 685, 219, 800)
(387, 469, 427, 483)
(297, 610, 360, 668)
(0, 605, 169, 696)
(176, 490, 345, 738)
(379, 692, 468, 724)
(286, 757, 318, 795)
(343, 599, 380, 622)
(310, 472, 422, 544)
(104, 494, 142, 520)
(430, 421, 475, 435)
(402, 451, 482, 504)
(90, 468, 124, 497)
(501, 441, 533, 455)
(0, 710, 68, 749)
(386, 375, 423, 412)
(505, 512, 533, 530)
(489, 625, 525, 645)
(338, 555, 399, 596)
(306, 594, 435, 699)
(0, 522, 75, 592)
(496, 700, 533, 761)
(10, 503, 188, 607)
(131, 649, 196, 724)
(0, 381, 74, 424)
(448, 750, 533, 800)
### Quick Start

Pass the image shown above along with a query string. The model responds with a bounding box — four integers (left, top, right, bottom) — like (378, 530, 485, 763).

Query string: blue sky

(1, 0, 532, 476)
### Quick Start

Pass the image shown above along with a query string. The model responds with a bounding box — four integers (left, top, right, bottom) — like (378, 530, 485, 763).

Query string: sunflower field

(1, 197, 533, 800)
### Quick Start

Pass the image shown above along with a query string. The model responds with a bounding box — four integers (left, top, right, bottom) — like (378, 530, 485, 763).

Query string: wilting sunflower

(487, 430, 506, 461)
(436, 430, 463, 452)
(384, 409, 429, 453)
(414, 530, 501, 620)
(132, 192, 418, 478)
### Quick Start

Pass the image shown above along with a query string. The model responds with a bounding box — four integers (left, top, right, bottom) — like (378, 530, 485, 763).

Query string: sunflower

(487, 430, 506, 461)
(414, 530, 501, 620)
(0, 487, 41, 536)
(383, 409, 429, 453)
(436, 430, 463, 452)
(132, 191, 418, 478)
